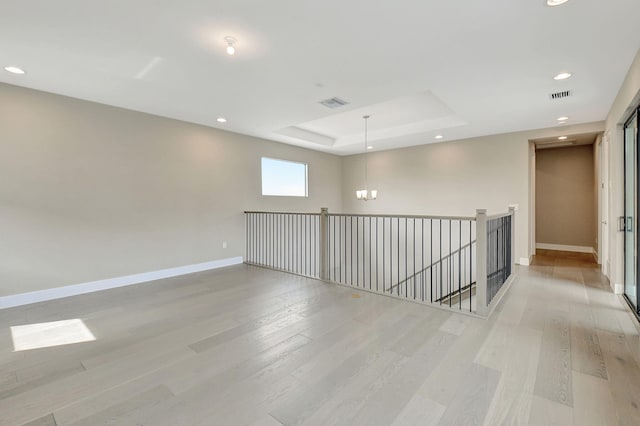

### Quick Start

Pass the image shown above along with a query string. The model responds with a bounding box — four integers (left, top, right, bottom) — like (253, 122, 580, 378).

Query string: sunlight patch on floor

(10, 319, 96, 352)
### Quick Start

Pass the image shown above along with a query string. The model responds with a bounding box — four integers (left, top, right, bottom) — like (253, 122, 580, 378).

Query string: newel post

(509, 206, 516, 275)
(476, 209, 488, 316)
(320, 207, 328, 280)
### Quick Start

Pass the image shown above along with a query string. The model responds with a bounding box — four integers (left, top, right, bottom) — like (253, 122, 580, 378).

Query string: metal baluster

(259, 213, 262, 265)
(312, 214, 315, 277)
(459, 220, 462, 310)
(430, 219, 433, 303)
(396, 217, 400, 296)
(413, 218, 416, 300)
(376, 217, 379, 292)
(421, 218, 425, 302)
(356, 216, 359, 287)
(383, 217, 386, 292)
(255, 213, 258, 264)
(298, 214, 301, 274)
(405, 217, 408, 298)
(397, 217, 400, 296)
(270, 213, 273, 267)
(369, 216, 372, 290)
(350, 216, 353, 286)
(470, 220, 473, 312)
(338, 216, 342, 283)
(439, 220, 443, 305)
(449, 219, 452, 308)
(268, 213, 271, 268)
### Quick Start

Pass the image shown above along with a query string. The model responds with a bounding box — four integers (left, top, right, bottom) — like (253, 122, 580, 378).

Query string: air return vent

(549, 90, 572, 100)
(319, 97, 349, 109)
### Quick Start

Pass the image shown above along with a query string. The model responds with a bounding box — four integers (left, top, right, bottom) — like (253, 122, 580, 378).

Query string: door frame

(599, 134, 609, 273)
(623, 106, 640, 316)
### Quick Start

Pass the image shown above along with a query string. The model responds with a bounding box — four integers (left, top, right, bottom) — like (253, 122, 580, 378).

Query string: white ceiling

(1, 0, 639, 155)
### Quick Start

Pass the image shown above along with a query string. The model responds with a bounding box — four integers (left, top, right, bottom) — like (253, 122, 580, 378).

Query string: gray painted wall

(341, 124, 604, 265)
(536, 145, 596, 249)
(0, 83, 343, 296)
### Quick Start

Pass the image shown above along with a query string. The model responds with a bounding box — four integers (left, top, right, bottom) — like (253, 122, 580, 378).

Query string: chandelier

(356, 115, 377, 201)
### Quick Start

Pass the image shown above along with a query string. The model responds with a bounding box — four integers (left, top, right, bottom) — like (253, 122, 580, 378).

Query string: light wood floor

(1, 256, 640, 425)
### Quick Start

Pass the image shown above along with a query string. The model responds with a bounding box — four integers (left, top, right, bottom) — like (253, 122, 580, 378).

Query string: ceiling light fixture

(224, 36, 237, 55)
(554, 72, 572, 80)
(217, 117, 227, 123)
(557, 116, 569, 121)
(4, 66, 25, 74)
(435, 135, 444, 140)
(558, 136, 568, 140)
(356, 115, 377, 201)
(546, 0, 569, 6)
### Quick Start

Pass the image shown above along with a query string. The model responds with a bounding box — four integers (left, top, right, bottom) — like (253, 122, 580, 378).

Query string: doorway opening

(531, 132, 603, 265)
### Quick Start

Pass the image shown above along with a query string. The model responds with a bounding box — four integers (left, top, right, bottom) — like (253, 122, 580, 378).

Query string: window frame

(260, 156, 309, 197)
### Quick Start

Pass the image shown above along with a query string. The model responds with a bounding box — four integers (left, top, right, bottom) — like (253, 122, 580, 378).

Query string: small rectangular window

(261, 157, 308, 197)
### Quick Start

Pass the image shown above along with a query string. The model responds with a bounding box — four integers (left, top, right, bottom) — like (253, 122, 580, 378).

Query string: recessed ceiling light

(557, 116, 569, 121)
(217, 117, 227, 123)
(367, 146, 373, 150)
(547, 0, 569, 6)
(553, 72, 572, 80)
(224, 36, 236, 56)
(558, 136, 568, 140)
(4, 66, 25, 75)
(435, 135, 444, 140)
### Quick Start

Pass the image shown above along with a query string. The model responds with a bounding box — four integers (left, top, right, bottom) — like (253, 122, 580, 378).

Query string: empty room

(1, 1, 640, 425)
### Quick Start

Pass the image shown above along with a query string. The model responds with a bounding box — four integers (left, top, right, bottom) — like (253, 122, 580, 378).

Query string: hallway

(519, 251, 640, 425)
(0, 255, 639, 425)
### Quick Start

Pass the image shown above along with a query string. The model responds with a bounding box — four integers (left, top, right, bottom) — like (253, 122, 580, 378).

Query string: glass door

(624, 109, 639, 312)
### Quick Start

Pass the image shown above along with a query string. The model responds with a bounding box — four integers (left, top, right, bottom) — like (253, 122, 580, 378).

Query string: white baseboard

(536, 243, 596, 255)
(0, 256, 243, 310)
(613, 282, 624, 295)
(518, 257, 531, 266)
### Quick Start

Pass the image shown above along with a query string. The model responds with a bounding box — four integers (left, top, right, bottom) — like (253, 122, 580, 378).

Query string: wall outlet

(222, 241, 227, 249)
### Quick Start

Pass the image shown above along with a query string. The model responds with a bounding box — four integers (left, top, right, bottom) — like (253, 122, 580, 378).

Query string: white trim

(0, 256, 243, 310)
(518, 257, 531, 266)
(536, 243, 596, 255)
(613, 282, 624, 294)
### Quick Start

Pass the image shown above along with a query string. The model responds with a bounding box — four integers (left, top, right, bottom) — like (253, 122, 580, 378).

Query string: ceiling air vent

(319, 97, 349, 109)
(549, 90, 572, 100)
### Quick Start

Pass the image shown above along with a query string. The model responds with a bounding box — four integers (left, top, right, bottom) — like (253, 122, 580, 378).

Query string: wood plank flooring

(0, 253, 639, 425)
